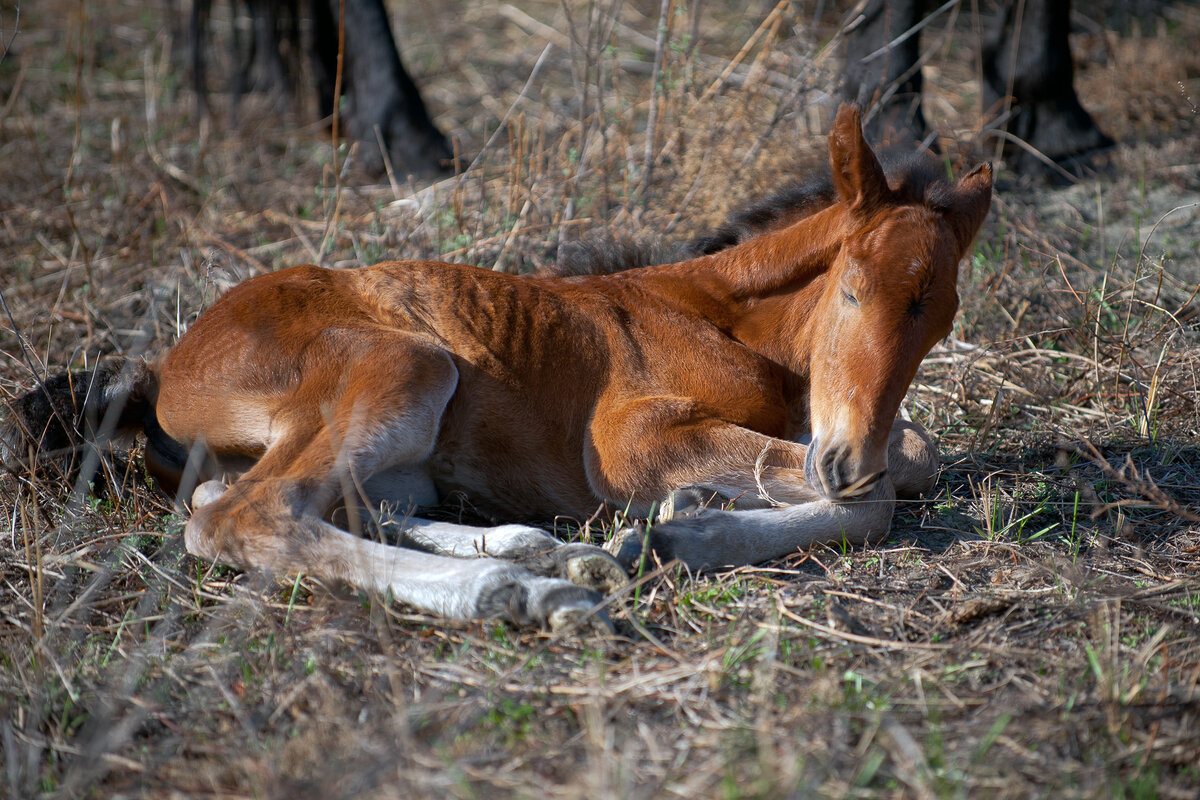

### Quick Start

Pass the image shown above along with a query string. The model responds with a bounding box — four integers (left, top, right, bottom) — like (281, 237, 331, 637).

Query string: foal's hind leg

(181, 337, 610, 631)
(345, 461, 626, 594)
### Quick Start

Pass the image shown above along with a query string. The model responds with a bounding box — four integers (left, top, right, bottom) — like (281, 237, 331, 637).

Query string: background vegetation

(1, 0, 1198, 796)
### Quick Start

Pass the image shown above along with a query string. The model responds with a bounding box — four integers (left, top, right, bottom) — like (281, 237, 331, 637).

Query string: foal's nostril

(808, 441, 885, 500)
(820, 447, 846, 493)
(807, 442, 850, 498)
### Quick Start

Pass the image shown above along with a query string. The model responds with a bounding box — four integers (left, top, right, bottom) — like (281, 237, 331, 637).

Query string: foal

(4, 106, 992, 630)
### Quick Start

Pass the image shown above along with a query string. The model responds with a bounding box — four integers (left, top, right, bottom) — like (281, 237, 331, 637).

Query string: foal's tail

(1, 358, 187, 488)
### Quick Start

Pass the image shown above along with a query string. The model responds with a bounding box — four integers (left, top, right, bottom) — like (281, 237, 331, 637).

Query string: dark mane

(690, 150, 951, 255)
(686, 179, 837, 256)
(544, 232, 689, 278)
(884, 151, 957, 209)
(542, 150, 954, 277)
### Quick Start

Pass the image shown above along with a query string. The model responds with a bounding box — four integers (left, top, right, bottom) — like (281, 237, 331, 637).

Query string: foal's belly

(423, 397, 602, 521)
(426, 437, 601, 521)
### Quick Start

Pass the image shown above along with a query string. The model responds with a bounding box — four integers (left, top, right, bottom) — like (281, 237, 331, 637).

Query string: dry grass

(2, 1, 1200, 797)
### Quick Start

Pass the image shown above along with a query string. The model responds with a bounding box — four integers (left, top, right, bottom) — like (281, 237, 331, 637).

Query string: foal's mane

(546, 150, 953, 278)
(689, 150, 953, 254)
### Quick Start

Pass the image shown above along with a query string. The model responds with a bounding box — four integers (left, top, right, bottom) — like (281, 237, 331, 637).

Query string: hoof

(547, 602, 614, 635)
(558, 543, 629, 594)
(607, 526, 648, 572)
(538, 583, 614, 634)
(515, 543, 628, 593)
(479, 573, 613, 633)
(191, 480, 228, 509)
(659, 487, 711, 520)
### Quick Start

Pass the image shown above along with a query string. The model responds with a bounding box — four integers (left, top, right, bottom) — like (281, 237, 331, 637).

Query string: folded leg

(589, 397, 939, 570)
(586, 396, 822, 513)
(887, 418, 940, 499)
(182, 333, 611, 631)
(613, 483, 897, 571)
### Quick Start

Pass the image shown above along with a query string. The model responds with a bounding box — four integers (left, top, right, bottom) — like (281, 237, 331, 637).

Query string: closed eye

(842, 290, 859, 307)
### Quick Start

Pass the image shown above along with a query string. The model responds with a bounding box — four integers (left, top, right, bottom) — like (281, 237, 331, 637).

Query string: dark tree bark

(842, 0, 929, 147)
(981, 0, 1114, 172)
(191, 0, 454, 177)
(841, 0, 1113, 172)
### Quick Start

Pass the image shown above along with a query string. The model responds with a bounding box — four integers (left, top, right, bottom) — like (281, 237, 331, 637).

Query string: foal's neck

(704, 203, 849, 300)
(637, 203, 848, 373)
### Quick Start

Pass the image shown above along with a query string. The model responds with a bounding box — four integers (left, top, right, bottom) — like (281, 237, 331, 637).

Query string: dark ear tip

(833, 103, 862, 130)
(962, 161, 995, 188)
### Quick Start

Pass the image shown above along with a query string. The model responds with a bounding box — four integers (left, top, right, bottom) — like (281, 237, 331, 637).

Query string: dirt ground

(2, 1, 1199, 797)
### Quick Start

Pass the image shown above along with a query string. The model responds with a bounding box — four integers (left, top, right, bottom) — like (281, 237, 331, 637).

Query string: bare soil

(2, 1, 1199, 797)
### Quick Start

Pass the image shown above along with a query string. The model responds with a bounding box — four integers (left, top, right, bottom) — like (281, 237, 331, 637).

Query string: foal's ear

(950, 161, 994, 253)
(828, 104, 889, 211)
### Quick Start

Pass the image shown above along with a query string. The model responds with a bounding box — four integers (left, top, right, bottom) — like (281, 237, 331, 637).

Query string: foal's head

(803, 106, 992, 502)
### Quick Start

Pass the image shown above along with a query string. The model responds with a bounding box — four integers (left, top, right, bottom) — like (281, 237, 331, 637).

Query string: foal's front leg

(613, 481, 897, 571)
(590, 399, 938, 570)
(887, 418, 940, 499)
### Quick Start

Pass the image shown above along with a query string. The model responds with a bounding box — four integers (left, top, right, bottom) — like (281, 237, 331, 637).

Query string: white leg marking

(387, 517, 629, 596)
(612, 482, 897, 572)
(401, 518, 561, 558)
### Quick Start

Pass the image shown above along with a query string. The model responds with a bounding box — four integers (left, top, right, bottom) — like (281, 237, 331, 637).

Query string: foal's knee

(183, 502, 223, 562)
(888, 420, 939, 499)
(192, 479, 228, 509)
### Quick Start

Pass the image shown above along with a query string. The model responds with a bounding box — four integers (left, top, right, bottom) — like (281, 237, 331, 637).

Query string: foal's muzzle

(804, 437, 888, 502)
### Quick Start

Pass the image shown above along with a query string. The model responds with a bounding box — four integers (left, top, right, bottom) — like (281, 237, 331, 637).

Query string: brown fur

(4, 106, 992, 627)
